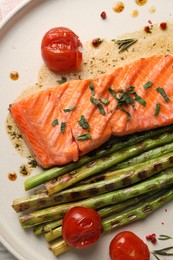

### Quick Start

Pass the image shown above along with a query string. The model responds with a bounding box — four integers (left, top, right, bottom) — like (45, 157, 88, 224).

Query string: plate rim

(0, 0, 32, 30)
(0, 2, 33, 258)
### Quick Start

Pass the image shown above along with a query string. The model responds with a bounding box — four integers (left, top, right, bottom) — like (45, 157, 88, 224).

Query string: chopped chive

(57, 77, 67, 84)
(78, 115, 90, 132)
(134, 94, 146, 106)
(51, 119, 59, 126)
(90, 96, 106, 115)
(156, 87, 170, 102)
(89, 82, 95, 96)
(143, 81, 153, 89)
(60, 122, 66, 133)
(154, 104, 161, 117)
(76, 134, 92, 141)
(98, 104, 106, 115)
(119, 107, 131, 120)
(119, 92, 135, 106)
(90, 96, 100, 105)
(63, 106, 76, 112)
(100, 97, 110, 105)
(108, 86, 117, 99)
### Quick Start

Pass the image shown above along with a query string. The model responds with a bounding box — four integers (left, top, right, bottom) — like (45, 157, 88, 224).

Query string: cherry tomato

(62, 206, 102, 249)
(109, 231, 150, 260)
(41, 27, 82, 72)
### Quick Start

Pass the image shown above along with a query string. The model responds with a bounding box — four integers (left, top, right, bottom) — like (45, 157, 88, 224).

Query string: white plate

(1, 0, 173, 259)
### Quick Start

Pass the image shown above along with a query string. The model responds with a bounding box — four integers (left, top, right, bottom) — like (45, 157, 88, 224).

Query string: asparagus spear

(34, 192, 155, 237)
(44, 191, 159, 242)
(33, 219, 62, 236)
(12, 152, 173, 212)
(24, 124, 173, 191)
(114, 141, 173, 170)
(50, 187, 173, 256)
(50, 239, 70, 256)
(45, 131, 173, 195)
(19, 168, 173, 228)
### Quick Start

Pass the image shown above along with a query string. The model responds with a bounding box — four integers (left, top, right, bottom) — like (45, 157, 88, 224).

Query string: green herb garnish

(90, 96, 100, 105)
(116, 91, 135, 108)
(100, 98, 110, 105)
(57, 77, 67, 85)
(76, 134, 92, 141)
(89, 82, 95, 96)
(154, 104, 161, 117)
(52, 119, 59, 126)
(98, 104, 106, 115)
(156, 87, 170, 103)
(115, 38, 138, 53)
(78, 115, 90, 132)
(152, 246, 173, 258)
(158, 235, 173, 240)
(143, 81, 153, 89)
(119, 107, 131, 120)
(63, 106, 76, 112)
(90, 96, 106, 115)
(108, 86, 117, 99)
(134, 93, 146, 106)
(60, 122, 66, 133)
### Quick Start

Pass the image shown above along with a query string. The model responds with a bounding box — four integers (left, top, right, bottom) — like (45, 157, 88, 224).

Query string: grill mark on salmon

(10, 55, 173, 167)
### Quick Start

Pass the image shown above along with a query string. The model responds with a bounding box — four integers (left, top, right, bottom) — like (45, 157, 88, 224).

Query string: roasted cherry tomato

(62, 206, 102, 249)
(109, 231, 150, 260)
(41, 27, 82, 72)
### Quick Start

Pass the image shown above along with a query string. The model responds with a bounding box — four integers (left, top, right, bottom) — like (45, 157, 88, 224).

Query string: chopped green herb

(57, 77, 67, 84)
(116, 91, 135, 107)
(78, 115, 90, 132)
(143, 81, 153, 89)
(76, 134, 92, 141)
(100, 98, 110, 105)
(89, 82, 95, 96)
(108, 86, 117, 99)
(115, 38, 138, 53)
(154, 104, 161, 117)
(98, 104, 106, 115)
(60, 122, 66, 133)
(90, 96, 100, 105)
(134, 94, 146, 106)
(63, 106, 76, 112)
(90, 96, 106, 115)
(119, 107, 131, 120)
(156, 87, 170, 103)
(52, 119, 59, 126)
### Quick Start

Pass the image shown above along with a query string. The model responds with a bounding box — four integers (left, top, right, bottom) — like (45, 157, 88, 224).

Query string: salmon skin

(10, 55, 173, 168)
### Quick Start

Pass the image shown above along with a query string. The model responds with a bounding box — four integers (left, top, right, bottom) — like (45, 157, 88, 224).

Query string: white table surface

(0, 1, 24, 259)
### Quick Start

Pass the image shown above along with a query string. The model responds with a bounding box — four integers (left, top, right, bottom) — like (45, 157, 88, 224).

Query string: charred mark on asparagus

(138, 170, 147, 179)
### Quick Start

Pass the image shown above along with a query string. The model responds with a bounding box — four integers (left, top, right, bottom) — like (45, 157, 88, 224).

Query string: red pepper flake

(146, 233, 157, 244)
(92, 38, 103, 47)
(148, 20, 152, 24)
(160, 22, 167, 30)
(100, 11, 107, 19)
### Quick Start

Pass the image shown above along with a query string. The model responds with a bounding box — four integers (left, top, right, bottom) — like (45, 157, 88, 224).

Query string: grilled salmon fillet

(10, 55, 173, 168)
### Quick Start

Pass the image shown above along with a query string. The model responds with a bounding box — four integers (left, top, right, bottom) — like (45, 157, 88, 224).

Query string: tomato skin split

(41, 27, 83, 72)
(62, 206, 102, 249)
(109, 231, 150, 260)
